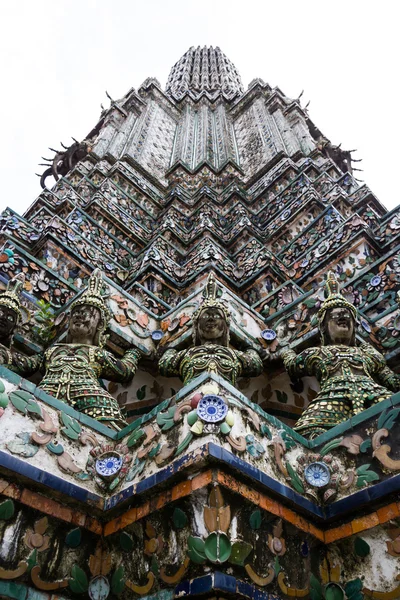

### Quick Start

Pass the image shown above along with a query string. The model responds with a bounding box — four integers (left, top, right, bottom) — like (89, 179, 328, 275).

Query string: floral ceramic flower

(28, 270, 51, 293)
(268, 520, 286, 556)
(24, 517, 50, 552)
(366, 274, 387, 292)
(342, 285, 361, 307)
(389, 215, 400, 230)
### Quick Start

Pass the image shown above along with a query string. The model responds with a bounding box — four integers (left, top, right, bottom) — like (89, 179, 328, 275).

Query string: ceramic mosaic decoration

(0, 46, 399, 600)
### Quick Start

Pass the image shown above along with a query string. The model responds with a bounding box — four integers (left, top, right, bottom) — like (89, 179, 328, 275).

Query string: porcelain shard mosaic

(0, 45, 399, 599)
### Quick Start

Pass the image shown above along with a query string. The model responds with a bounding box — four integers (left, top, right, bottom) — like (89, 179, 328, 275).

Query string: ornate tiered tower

(0, 46, 399, 600)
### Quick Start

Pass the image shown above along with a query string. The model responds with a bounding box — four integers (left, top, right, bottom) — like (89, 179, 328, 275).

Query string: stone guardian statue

(0, 273, 26, 364)
(5, 269, 142, 430)
(282, 272, 400, 438)
(159, 273, 263, 385)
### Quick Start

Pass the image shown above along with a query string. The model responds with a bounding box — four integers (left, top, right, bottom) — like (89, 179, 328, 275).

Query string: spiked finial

(317, 271, 357, 325)
(324, 271, 341, 297)
(202, 272, 223, 302)
(70, 269, 111, 346)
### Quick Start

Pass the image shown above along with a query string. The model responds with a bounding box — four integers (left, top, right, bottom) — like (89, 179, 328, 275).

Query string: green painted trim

(0, 366, 116, 440)
(139, 590, 174, 600)
(0, 580, 67, 600)
(0, 581, 27, 600)
(2, 363, 399, 454)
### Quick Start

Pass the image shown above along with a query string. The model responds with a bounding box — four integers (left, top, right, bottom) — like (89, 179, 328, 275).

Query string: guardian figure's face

(68, 305, 101, 344)
(324, 307, 355, 346)
(0, 305, 17, 345)
(197, 307, 227, 344)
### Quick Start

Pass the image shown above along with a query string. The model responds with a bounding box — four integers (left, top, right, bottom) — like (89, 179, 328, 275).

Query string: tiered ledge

(0, 367, 399, 598)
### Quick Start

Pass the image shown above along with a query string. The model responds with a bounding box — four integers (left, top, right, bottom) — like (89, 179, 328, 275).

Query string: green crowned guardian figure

(0, 273, 26, 361)
(282, 272, 400, 438)
(159, 272, 263, 385)
(3, 269, 142, 430)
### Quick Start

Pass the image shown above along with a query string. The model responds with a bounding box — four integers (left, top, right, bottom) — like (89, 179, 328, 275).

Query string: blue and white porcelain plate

(197, 395, 228, 423)
(151, 330, 164, 341)
(304, 461, 330, 487)
(95, 453, 123, 479)
(261, 329, 277, 342)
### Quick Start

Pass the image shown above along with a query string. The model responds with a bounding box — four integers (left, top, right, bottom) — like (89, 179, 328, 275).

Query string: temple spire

(166, 46, 244, 100)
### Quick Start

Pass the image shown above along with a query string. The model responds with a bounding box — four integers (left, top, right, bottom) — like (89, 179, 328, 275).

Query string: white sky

(0, 0, 399, 216)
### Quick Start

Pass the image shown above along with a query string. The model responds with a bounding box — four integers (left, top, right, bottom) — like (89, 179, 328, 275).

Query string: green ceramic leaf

(172, 507, 188, 529)
(7, 432, 39, 457)
(160, 419, 176, 432)
(119, 531, 134, 552)
(0, 392, 8, 408)
(187, 410, 198, 426)
(273, 555, 281, 575)
(378, 408, 400, 431)
(377, 409, 388, 430)
(61, 412, 81, 433)
(175, 432, 193, 456)
(188, 536, 205, 552)
(126, 428, 145, 448)
(126, 458, 146, 482)
(188, 547, 206, 563)
(0, 381, 5, 393)
(46, 441, 64, 455)
(229, 541, 252, 565)
(150, 555, 159, 576)
(26, 549, 37, 573)
(310, 573, 324, 600)
(136, 385, 147, 401)
(280, 430, 296, 450)
(276, 390, 288, 404)
(187, 536, 206, 564)
(260, 423, 272, 439)
(0, 499, 14, 520)
(249, 509, 262, 530)
(320, 437, 343, 457)
(65, 528, 82, 548)
(303, 297, 317, 308)
(109, 477, 121, 491)
(60, 413, 81, 440)
(220, 422, 231, 435)
(286, 461, 305, 493)
(344, 578, 363, 600)
(360, 439, 372, 454)
(204, 532, 231, 563)
(354, 536, 370, 558)
(156, 406, 176, 431)
(111, 565, 125, 595)
(356, 464, 380, 487)
(9, 390, 31, 413)
(26, 399, 42, 417)
(69, 565, 89, 594)
(9, 390, 41, 416)
(325, 583, 345, 600)
(148, 444, 160, 458)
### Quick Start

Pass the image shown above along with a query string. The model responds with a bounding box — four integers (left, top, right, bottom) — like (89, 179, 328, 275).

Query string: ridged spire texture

(166, 46, 244, 101)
